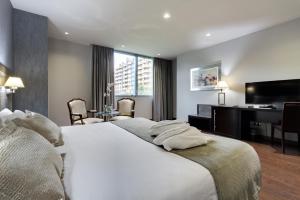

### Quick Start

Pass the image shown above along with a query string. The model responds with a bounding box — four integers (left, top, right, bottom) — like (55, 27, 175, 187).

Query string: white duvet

(62, 122, 218, 200)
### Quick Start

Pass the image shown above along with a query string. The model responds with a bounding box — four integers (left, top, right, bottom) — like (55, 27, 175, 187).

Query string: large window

(114, 52, 153, 96)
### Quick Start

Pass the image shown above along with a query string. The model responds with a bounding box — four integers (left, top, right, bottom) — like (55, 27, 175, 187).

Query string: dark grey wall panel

(13, 9, 48, 115)
(0, 0, 13, 70)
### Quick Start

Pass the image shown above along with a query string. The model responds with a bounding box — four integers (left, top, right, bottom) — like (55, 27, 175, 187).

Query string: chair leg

(298, 133, 300, 149)
(282, 131, 286, 154)
(271, 126, 275, 145)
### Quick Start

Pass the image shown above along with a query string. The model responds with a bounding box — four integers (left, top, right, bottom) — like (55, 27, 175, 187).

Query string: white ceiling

(11, 0, 300, 59)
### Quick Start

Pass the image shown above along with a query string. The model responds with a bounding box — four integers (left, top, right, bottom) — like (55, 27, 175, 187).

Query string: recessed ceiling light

(205, 33, 211, 37)
(157, 53, 161, 56)
(65, 32, 69, 35)
(163, 12, 171, 19)
(121, 45, 125, 48)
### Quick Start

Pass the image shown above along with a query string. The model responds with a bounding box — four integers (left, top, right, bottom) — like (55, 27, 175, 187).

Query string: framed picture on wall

(190, 64, 220, 91)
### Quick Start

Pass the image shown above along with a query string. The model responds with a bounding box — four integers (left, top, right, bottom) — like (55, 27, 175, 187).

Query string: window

(137, 57, 153, 95)
(114, 52, 153, 96)
(114, 52, 136, 96)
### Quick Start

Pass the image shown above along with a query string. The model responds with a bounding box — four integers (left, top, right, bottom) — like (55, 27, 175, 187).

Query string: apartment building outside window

(114, 52, 153, 96)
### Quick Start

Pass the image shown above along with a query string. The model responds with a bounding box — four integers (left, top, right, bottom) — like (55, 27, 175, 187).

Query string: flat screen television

(245, 79, 300, 105)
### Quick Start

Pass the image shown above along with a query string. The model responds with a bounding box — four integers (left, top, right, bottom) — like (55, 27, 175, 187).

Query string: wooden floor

(248, 142, 300, 200)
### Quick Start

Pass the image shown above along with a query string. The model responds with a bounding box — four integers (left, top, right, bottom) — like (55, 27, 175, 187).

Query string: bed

(61, 118, 261, 200)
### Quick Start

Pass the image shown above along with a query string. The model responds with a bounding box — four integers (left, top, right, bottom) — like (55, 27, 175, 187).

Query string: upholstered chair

(67, 98, 104, 125)
(111, 98, 135, 121)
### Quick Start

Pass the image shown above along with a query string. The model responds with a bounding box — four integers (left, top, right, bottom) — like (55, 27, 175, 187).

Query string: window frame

(114, 50, 153, 97)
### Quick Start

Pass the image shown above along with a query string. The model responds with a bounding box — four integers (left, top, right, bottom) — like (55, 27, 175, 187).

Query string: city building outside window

(114, 52, 153, 96)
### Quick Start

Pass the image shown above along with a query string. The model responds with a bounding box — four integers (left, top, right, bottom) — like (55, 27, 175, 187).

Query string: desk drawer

(213, 107, 239, 138)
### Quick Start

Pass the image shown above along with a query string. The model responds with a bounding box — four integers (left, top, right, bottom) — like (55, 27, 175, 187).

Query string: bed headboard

(0, 63, 11, 110)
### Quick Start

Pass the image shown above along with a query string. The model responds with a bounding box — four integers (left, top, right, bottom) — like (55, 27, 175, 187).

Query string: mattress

(61, 122, 218, 200)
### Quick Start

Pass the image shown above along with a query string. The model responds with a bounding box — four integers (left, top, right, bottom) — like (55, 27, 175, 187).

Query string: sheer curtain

(153, 58, 173, 121)
(92, 45, 114, 112)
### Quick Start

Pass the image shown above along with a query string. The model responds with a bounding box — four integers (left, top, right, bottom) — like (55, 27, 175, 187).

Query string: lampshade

(216, 81, 229, 90)
(4, 77, 25, 89)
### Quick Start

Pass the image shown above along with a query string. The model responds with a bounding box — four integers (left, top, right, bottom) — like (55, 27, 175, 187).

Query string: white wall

(177, 18, 300, 121)
(48, 38, 153, 125)
(48, 38, 92, 126)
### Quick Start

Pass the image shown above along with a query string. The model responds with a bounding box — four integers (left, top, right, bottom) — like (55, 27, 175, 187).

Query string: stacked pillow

(149, 120, 213, 151)
(0, 108, 64, 147)
(0, 108, 66, 199)
(0, 108, 26, 123)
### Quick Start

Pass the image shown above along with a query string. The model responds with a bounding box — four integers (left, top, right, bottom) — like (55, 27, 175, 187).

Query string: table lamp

(4, 76, 25, 93)
(216, 81, 229, 105)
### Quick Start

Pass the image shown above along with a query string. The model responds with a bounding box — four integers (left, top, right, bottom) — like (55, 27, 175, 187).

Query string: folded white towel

(162, 127, 212, 151)
(153, 123, 190, 145)
(148, 120, 186, 136)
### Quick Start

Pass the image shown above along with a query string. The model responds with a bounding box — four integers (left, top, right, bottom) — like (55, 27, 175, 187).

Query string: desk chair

(271, 102, 300, 153)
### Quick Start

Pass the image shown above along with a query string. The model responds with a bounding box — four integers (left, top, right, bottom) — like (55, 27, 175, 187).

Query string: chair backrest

(282, 102, 300, 132)
(67, 98, 88, 123)
(117, 98, 135, 117)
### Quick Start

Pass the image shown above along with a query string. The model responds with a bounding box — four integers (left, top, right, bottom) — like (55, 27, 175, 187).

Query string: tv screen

(245, 79, 300, 104)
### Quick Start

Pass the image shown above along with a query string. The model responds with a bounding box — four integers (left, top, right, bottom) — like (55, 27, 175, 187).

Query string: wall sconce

(215, 81, 229, 105)
(4, 76, 25, 93)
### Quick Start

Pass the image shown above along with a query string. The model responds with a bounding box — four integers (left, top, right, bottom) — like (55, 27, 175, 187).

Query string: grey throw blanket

(112, 118, 261, 200)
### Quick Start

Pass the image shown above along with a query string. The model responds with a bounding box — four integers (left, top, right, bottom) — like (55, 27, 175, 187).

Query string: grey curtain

(92, 45, 114, 112)
(153, 58, 173, 121)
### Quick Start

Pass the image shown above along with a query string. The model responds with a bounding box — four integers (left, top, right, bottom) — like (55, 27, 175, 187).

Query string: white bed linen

(62, 122, 218, 200)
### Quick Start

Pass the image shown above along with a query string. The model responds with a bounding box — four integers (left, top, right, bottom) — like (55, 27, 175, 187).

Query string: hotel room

(0, 0, 300, 199)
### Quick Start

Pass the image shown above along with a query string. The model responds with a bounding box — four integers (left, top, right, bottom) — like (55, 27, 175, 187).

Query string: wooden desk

(212, 106, 282, 140)
(188, 114, 212, 132)
(191, 104, 283, 140)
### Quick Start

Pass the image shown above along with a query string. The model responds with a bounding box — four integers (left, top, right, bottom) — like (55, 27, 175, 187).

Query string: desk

(213, 106, 282, 139)
(238, 107, 282, 140)
(188, 114, 212, 132)
(191, 104, 283, 140)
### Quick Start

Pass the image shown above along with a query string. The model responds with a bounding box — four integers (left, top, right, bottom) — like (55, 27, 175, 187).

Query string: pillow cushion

(153, 123, 190, 145)
(0, 108, 13, 118)
(13, 111, 64, 146)
(0, 110, 26, 126)
(0, 124, 65, 199)
(148, 120, 187, 136)
(162, 127, 211, 151)
(13, 110, 26, 118)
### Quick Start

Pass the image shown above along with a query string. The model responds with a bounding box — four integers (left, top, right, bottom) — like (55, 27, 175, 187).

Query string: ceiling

(11, 0, 300, 59)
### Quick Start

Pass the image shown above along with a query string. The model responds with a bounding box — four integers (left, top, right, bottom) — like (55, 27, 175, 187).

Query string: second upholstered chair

(111, 98, 135, 121)
(67, 98, 104, 125)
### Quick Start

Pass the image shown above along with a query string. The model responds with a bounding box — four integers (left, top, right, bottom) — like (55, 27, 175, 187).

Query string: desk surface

(211, 105, 283, 112)
(189, 114, 211, 119)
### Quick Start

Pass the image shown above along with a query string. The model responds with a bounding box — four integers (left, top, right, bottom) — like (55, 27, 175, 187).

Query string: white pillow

(162, 127, 212, 151)
(0, 109, 26, 125)
(0, 108, 13, 118)
(149, 120, 187, 136)
(13, 110, 26, 118)
(153, 123, 190, 145)
(13, 111, 64, 146)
